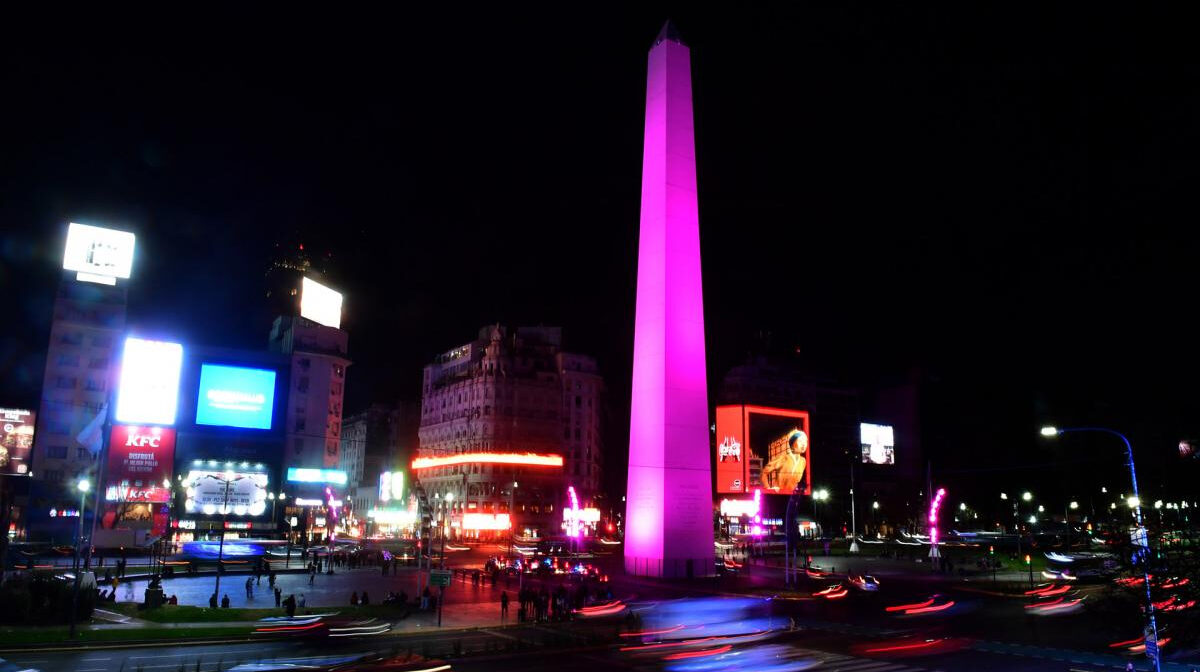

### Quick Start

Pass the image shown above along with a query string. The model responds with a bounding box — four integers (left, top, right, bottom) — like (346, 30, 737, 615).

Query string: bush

(0, 574, 94, 625)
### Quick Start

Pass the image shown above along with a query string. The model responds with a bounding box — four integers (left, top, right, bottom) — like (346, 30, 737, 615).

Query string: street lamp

(1040, 425, 1162, 672)
(212, 470, 235, 607)
(1022, 491, 1032, 502)
(69, 478, 90, 638)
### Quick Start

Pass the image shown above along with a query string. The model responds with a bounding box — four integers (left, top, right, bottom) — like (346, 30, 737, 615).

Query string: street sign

(430, 569, 452, 587)
(1144, 626, 1158, 660)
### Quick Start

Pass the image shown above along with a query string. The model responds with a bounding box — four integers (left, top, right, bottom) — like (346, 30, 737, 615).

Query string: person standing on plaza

(500, 591, 509, 621)
(274, 587, 282, 607)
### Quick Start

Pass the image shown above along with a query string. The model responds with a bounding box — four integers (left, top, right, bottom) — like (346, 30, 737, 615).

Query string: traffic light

(1024, 554, 1031, 565)
(989, 545, 994, 556)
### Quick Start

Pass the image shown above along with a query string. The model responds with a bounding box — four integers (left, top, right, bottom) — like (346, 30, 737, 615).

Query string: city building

(415, 325, 605, 540)
(26, 223, 135, 542)
(339, 401, 420, 529)
(269, 316, 350, 471)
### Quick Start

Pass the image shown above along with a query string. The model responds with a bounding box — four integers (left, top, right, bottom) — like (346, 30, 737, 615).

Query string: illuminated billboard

(106, 425, 175, 502)
(286, 467, 347, 485)
(195, 364, 277, 430)
(115, 338, 184, 426)
(184, 465, 269, 517)
(63, 222, 136, 284)
(715, 405, 810, 496)
(0, 408, 35, 475)
(301, 277, 343, 329)
(860, 422, 895, 465)
(379, 471, 404, 503)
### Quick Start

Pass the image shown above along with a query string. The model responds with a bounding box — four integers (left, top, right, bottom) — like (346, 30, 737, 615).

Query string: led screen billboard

(115, 338, 184, 426)
(0, 408, 35, 475)
(195, 364, 277, 430)
(63, 222, 136, 283)
(300, 277, 343, 329)
(715, 405, 810, 496)
(860, 422, 895, 465)
(184, 466, 270, 517)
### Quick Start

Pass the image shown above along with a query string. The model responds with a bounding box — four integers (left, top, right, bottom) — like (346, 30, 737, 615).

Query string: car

(848, 575, 880, 591)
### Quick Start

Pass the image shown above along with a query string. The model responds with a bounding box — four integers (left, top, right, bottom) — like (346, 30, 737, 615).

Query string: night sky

(3, 6, 1198, 503)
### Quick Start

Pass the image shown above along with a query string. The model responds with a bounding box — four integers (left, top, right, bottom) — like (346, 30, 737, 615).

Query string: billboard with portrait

(195, 364, 277, 430)
(0, 408, 35, 475)
(860, 422, 895, 465)
(715, 405, 810, 496)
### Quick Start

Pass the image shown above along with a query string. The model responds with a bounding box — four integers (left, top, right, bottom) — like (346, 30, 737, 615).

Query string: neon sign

(928, 487, 947, 546)
(411, 452, 563, 470)
(462, 513, 512, 530)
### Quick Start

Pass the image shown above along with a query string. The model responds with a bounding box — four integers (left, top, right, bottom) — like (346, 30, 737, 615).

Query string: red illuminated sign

(715, 405, 810, 496)
(107, 425, 175, 492)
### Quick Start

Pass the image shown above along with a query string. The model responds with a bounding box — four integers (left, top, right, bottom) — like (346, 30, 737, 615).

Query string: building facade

(269, 316, 350, 471)
(415, 325, 604, 539)
(27, 276, 128, 540)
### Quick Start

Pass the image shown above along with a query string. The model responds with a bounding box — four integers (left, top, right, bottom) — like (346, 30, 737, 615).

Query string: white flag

(76, 403, 108, 455)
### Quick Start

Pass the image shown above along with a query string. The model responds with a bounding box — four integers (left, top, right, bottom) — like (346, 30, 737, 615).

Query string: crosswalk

(793, 647, 942, 672)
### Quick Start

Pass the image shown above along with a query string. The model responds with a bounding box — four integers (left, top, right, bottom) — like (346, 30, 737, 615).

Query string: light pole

(69, 478, 90, 638)
(508, 481, 518, 565)
(1041, 425, 1161, 672)
(212, 470, 235, 606)
(1066, 500, 1078, 551)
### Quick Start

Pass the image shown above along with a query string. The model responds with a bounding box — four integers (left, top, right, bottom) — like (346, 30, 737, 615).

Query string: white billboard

(63, 222, 135, 284)
(860, 422, 895, 465)
(301, 277, 343, 329)
(115, 337, 184, 426)
(184, 468, 269, 516)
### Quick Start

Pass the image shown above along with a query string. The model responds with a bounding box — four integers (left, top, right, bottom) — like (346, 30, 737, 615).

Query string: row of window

(56, 332, 114, 348)
(41, 446, 95, 461)
(54, 376, 107, 391)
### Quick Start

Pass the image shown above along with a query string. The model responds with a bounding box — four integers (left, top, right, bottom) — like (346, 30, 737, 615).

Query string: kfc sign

(107, 425, 175, 487)
(105, 484, 171, 503)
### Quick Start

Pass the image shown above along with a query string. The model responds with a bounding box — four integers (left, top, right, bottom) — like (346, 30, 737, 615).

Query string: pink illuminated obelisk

(625, 21, 714, 578)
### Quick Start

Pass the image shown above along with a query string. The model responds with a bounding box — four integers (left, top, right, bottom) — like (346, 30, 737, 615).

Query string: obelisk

(625, 21, 714, 578)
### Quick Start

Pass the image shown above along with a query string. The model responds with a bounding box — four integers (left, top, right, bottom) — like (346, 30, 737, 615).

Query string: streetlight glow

(77, 479, 90, 493)
(1127, 496, 1140, 509)
(1022, 492, 1032, 502)
(1040, 426, 1059, 437)
(1000, 492, 1008, 500)
(1069, 501, 1079, 510)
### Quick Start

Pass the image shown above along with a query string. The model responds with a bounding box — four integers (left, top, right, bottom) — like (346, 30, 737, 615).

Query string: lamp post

(212, 470, 235, 606)
(69, 478, 90, 638)
(1041, 425, 1161, 672)
(508, 481, 518, 564)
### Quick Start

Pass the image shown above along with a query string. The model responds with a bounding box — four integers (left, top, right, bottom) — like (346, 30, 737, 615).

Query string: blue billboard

(195, 364, 277, 430)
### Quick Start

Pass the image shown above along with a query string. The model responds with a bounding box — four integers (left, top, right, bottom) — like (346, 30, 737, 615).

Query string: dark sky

(3, 6, 1198, 502)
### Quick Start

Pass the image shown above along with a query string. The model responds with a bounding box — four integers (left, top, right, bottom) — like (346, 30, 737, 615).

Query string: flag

(76, 403, 108, 455)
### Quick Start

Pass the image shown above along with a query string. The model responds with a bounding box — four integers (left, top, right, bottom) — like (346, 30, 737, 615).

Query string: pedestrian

(361, 591, 370, 605)
(269, 571, 276, 588)
(275, 587, 282, 607)
(299, 593, 306, 608)
(221, 594, 231, 608)
(284, 594, 296, 618)
(351, 591, 359, 605)
(246, 576, 254, 598)
(500, 591, 509, 620)
(421, 586, 431, 610)
(209, 592, 218, 608)
(309, 570, 315, 586)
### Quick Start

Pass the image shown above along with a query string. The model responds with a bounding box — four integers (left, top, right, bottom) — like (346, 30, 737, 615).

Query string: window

(89, 357, 108, 369)
(76, 447, 92, 460)
(59, 332, 83, 346)
(48, 421, 70, 435)
(91, 334, 112, 348)
(45, 469, 64, 483)
(46, 446, 68, 459)
(295, 417, 306, 431)
(85, 378, 105, 392)
(299, 358, 311, 371)
(55, 376, 77, 390)
(297, 377, 310, 393)
(56, 354, 80, 367)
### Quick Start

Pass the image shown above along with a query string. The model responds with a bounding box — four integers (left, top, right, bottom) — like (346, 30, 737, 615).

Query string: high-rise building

(27, 222, 136, 541)
(269, 316, 350, 471)
(339, 401, 419, 517)
(415, 325, 605, 539)
(625, 21, 715, 578)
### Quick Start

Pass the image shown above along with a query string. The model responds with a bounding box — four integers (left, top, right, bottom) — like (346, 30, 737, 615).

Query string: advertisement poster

(860, 422, 896, 465)
(107, 425, 175, 488)
(0, 408, 35, 475)
(715, 405, 810, 496)
(184, 468, 269, 517)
